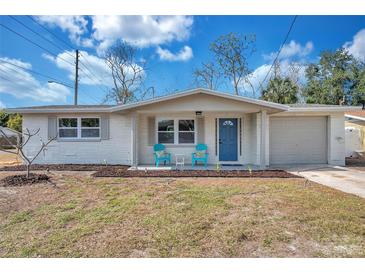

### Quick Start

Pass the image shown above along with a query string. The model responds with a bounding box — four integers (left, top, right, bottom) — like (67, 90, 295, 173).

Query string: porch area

(130, 110, 270, 169)
(128, 164, 261, 171)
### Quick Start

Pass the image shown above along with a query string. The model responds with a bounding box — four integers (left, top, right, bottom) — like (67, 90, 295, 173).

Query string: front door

(219, 118, 238, 161)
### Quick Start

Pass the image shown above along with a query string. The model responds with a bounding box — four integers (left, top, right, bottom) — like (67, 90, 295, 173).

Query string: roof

(4, 88, 361, 114)
(345, 110, 365, 121)
(0, 126, 20, 136)
(10, 105, 114, 109)
(5, 88, 289, 114)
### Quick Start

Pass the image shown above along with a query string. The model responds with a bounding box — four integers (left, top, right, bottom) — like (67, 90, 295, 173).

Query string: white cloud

(43, 50, 112, 86)
(156, 46, 193, 62)
(34, 16, 194, 55)
(0, 57, 71, 103)
(91, 16, 193, 54)
(0, 100, 5, 109)
(36, 16, 90, 47)
(264, 40, 314, 61)
(239, 59, 307, 97)
(43, 50, 145, 89)
(344, 29, 365, 62)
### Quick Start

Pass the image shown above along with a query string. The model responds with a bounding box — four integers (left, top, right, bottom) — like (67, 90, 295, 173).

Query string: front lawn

(0, 172, 364, 257)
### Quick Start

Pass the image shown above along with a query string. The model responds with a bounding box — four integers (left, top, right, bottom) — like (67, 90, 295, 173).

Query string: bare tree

(193, 62, 222, 90)
(210, 32, 256, 95)
(104, 41, 147, 104)
(0, 128, 56, 178)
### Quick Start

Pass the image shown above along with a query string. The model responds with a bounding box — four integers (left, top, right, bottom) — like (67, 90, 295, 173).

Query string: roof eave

(345, 114, 365, 121)
(288, 106, 362, 112)
(5, 108, 113, 114)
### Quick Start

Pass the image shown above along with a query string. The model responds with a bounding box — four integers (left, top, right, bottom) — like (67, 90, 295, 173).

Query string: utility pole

(74, 49, 79, 105)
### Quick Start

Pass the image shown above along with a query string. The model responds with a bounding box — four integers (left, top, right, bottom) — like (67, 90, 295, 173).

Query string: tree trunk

(26, 164, 30, 179)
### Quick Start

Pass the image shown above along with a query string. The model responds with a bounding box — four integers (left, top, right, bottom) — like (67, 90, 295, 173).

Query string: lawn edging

(92, 167, 300, 178)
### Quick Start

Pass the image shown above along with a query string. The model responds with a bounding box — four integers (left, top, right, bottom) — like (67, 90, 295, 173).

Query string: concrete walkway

(280, 164, 365, 199)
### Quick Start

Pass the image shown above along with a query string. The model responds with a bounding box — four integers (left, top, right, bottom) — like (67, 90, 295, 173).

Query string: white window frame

(156, 118, 175, 144)
(58, 117, 78, 139)
(80, 117, 101, 139)
(156, 117, 196, 145)
(177, 119, 196, 144)
(57, 117, 101, 140)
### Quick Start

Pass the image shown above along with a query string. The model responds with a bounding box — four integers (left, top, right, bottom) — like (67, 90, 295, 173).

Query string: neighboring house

(5, 88, 360, 168)
(345, 110, 365, 157)
(0, 126, 20, 148)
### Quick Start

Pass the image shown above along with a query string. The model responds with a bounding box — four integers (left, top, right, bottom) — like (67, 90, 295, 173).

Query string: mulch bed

(346, 157, 365, 167)
(0, 173, 51, 187)
(92, 167, 300, 178)
(0, 164, 129, 172)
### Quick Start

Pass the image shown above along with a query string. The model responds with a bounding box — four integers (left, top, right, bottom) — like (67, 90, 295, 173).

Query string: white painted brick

(22, 114, 131, 165)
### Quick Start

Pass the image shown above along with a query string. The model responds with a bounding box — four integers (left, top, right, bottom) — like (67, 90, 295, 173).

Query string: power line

(25, 16, 109, 93)
(8, 16, 74, 59)
(259, 15, 298, 91)
(0, 23, 75, 68)
(0, 74, 15, 83)
(78, 67, 110, 94)
(78, 55, 110, 89)
(26, 16, 75, 51)
(0, 65, 100, 105)
(0, 59, 73, 85)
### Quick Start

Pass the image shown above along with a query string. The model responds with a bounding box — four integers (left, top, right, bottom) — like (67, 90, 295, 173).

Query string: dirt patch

(346, 157, 365, 167)
(0, 164, 129, 172)
(0, 173, 50, 187)
(92, 167, 300, 178)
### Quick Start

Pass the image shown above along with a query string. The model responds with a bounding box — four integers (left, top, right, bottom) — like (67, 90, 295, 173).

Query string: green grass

(0, 175, 364, 257)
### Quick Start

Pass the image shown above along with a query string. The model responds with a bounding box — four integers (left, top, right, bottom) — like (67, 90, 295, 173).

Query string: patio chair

(153, 144, 171, 167)
(192, 144, 208, 168)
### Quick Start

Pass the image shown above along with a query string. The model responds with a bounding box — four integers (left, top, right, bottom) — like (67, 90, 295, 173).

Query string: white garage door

(270, 116, 327, 164)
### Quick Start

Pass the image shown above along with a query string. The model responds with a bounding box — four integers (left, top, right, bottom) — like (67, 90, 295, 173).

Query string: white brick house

(6, 88, 360, 168)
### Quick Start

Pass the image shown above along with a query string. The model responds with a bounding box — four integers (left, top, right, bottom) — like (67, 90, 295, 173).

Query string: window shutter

(100, 115, 110, 140)
(147, 116, 155, 146)
(48, 116, 57, 140)
(197, 117, 205, 144)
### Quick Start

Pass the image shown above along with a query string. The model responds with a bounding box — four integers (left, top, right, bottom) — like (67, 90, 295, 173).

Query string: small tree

(104, 41, 147, 104)
(7, 113, 22, 132)
(0, 110, 10, 127)
(0, 128, 56, 178)
(193, 62, 222, 90)
(261, 76, 299, 104)
(210, 32, 256, 95)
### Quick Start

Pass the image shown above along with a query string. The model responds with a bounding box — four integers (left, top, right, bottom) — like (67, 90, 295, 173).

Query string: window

(58, 117, 100, 139)
(157, 118, 195, 144)
(81, 118, 100, 138)
(157, 120, 174, 144)
(58, 118, 78, 138)
(178, 119, 195, 144)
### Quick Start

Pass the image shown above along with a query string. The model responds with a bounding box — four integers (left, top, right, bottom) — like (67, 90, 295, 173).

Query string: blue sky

(1, 15, 365, 108)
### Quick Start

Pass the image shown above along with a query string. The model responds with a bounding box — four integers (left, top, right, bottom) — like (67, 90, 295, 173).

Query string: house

(5, 88, 360, 168)
(345, 110, 365, 157)
(0, 126, 20, 148)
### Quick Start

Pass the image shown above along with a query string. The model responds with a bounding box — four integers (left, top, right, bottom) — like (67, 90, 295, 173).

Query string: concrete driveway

(280, 164, 365, 199)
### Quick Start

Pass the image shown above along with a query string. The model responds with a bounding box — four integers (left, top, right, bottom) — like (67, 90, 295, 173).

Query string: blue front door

(219, 118, 238, 161)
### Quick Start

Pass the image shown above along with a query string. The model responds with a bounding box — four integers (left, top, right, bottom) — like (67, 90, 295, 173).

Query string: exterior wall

(137, 112, 259, 166)
(327, 113, 346, 165)
(345, 121, 365, 153)
(270, 111, 347, 166)
(22, 113, 131, 165)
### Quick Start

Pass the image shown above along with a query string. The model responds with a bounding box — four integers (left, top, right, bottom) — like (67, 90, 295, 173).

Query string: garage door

(270, 116, 327, 164)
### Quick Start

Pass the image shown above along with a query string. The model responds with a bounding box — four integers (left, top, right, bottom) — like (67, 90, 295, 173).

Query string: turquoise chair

(153, 144, 171, 167)
(192, 144, 208, 168)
